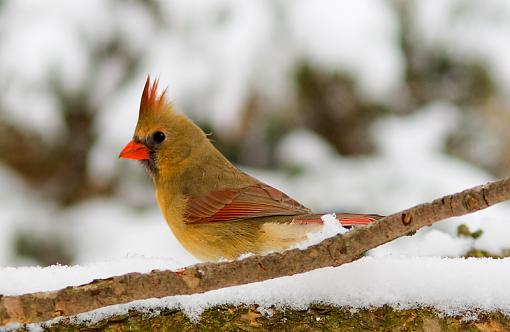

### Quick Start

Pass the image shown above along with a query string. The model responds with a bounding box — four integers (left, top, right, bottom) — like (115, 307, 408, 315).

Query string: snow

(369, 228, 473, 258)
(0, 257, 181, 297)
(289, 0, 404, 101)
(411, 0, 510, 95)
(0, 0, 405, 144)
(291, 214, 349, 250)
(2, 256, 510, 330)
(65, 199, 197, 265)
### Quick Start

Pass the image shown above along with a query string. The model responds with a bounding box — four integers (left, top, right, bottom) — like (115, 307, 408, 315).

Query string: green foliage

(457, 224, 483, 240)
(457, 224, 510, 258)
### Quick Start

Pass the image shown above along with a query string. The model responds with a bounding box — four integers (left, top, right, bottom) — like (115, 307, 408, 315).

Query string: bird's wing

(184, 184, 311, 224)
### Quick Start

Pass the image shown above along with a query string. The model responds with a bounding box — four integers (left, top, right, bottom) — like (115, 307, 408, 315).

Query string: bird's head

(119, 76, 207, 181)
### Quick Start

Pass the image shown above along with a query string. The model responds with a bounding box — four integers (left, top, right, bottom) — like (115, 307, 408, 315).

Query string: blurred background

(1, 0, 510, 267)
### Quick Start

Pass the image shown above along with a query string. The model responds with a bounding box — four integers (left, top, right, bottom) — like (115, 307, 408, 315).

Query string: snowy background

(1, 0, 510, 324)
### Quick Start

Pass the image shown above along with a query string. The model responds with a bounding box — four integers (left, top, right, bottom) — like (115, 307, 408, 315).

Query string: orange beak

(119, 140, 150, 160)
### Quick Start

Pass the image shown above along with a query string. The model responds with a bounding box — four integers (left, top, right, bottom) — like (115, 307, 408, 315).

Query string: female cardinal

(119, 77, 381, 262)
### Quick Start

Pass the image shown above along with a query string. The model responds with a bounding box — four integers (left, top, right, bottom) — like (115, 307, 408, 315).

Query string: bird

(119, 77, 381, 262)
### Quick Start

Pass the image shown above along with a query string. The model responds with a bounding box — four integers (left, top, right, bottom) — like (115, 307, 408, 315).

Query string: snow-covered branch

(2, 176, 510, 325)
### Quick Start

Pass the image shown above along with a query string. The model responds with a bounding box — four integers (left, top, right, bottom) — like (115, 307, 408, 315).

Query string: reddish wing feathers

(184, 184, 311, 224)
(183, 183, 382, 225)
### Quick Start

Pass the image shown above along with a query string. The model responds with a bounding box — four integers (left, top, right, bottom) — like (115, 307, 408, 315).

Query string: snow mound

(2, 256, 509, 329)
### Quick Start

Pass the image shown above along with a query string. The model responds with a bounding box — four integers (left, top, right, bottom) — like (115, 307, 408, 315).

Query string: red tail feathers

(335, 213, 382, 226)
(291, 213, 382, 226)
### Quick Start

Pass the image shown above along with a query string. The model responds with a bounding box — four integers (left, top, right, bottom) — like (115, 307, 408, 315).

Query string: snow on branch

(1, 176, 510, 325)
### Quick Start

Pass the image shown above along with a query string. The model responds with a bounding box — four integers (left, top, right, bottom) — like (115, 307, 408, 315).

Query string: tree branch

(2, 176, 510, 325)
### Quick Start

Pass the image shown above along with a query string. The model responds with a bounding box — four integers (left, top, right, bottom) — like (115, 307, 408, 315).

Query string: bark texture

(1, 176, 510, 325)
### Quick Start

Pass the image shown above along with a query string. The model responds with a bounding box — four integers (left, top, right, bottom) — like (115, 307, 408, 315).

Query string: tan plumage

(119, 77, 381, 261)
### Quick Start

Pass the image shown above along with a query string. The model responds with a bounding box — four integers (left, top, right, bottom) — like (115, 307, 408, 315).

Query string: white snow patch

(3, 256, 510, 329)
(370, 228, 473, 258)
(289, 0, 404, 101)
(0, 257, 182, 296)
(291, 214, 349, 250)
(411, 0, 510, 95)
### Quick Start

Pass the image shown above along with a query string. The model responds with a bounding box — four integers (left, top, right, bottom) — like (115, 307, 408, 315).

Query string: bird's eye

(152, 131, 166, 143)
